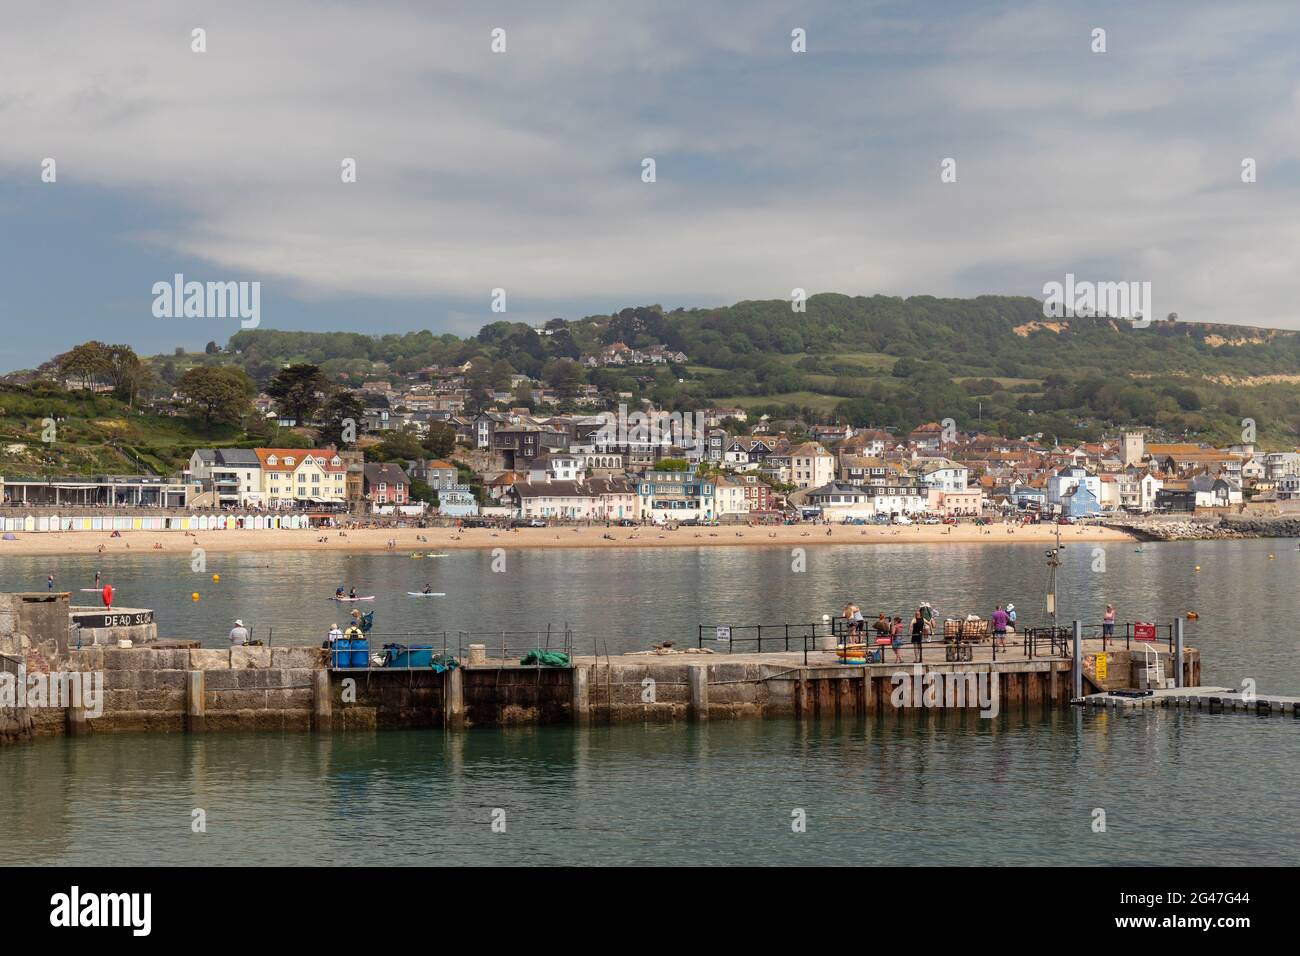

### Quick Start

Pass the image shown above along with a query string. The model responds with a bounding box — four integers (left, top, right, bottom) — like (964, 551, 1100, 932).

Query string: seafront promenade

(0, 520, 1133, 557)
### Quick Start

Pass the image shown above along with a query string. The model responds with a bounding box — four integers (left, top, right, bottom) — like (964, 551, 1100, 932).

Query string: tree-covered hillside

(194, 294, 1300, 447)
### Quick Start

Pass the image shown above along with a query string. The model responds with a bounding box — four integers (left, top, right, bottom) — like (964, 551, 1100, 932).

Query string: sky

(2, 0, 1299, 370)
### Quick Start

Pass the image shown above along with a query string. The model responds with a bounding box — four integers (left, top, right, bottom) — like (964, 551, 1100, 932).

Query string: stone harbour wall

(45, 644, 329, 735)
(1107, 514, 1300, 541)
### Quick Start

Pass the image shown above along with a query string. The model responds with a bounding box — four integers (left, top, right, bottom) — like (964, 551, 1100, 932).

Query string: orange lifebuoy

(102, 584, 113, 607)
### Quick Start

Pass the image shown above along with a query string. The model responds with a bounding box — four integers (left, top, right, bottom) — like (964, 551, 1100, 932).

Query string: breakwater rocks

(1105, 515, 1300, 541)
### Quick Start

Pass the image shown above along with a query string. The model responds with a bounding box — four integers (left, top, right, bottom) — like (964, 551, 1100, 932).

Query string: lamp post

(1045, 522, 1064, 631)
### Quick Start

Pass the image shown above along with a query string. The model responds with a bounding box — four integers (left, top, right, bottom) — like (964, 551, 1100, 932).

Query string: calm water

(1, 539, 1297, 686)
(3, 713, 1299, 865)
(2, 540, 1298, 865)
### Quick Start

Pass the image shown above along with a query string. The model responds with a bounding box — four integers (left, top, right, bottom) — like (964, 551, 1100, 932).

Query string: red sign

(1133, 622, 1156, 642)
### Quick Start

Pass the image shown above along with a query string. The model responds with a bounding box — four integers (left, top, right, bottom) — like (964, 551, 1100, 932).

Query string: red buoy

(102, 583, 113, 608)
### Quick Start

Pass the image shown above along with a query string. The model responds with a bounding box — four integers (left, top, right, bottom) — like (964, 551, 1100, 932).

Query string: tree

(266, 364, 329, 425)
(318, 390, 366, 447)
(369, 429, 424, 462)
(409, 478, 437, 507)
(103, 344, 153, 405)
(176, 366, 253, 425)
(542, 358, 584, 396)
(56, 342, 112, 390)
(422, 422, 455, 459)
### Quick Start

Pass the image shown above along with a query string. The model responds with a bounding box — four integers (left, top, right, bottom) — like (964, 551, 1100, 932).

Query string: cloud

(1, 0, 1299, 350)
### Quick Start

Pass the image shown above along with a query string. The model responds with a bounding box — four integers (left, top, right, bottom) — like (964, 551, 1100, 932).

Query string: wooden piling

(572, 665, 590, 725)
(185, 670, 206, 733)
(446, 666, 465, 729)
(311, 669, 331, 731)
(688, 664, 709, 721)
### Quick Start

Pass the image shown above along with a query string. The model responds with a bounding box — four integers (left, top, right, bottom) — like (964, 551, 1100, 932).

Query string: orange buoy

(1186, 611, 1199, 620)
(212, 573, 220, 582)
(101, 583, 113, 607)
(191, 592, 200, 602)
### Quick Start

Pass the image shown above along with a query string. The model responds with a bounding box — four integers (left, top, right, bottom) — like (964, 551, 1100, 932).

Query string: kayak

(407, 592, 446, 597)
(333, 596, 375, 602)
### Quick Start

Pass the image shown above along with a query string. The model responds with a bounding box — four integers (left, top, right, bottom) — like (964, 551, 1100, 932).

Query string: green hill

(208, 294, 1300, 447)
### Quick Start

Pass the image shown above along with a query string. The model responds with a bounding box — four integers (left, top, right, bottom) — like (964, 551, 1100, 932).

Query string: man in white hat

(229, 619, 250, 646)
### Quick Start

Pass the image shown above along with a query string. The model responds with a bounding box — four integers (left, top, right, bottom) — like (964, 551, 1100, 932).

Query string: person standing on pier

(911, 609, 927, 663)
(1103, 604, 1115, 639)
(991, 604, 1009, 650)
(890, 615, 904, 663)
(229, 619, 250, 646)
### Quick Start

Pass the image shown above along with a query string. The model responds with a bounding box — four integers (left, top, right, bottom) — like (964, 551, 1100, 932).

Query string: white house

(528, 453, 581, 482)
(1046, 466, 1101, 511)
(255, 448, 348, 506)
(189, 448, 263, 507)
(914, 458, 969, 493)
(807, 481, 927, 519)
(713, 475, 749, 516)
(1118, 473, 1163, 513)
(787, 442, 835, 490)
(513, 477, 637, 520)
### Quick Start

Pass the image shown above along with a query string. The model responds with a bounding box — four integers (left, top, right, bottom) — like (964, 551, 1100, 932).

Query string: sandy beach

(0, 522, 1134, 558)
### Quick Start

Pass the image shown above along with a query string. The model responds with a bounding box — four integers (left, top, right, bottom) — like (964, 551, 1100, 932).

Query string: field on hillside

(0, 385, 244, 476)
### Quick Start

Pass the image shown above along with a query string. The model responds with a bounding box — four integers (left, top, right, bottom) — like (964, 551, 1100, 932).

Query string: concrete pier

(2, 633, 1215, 742)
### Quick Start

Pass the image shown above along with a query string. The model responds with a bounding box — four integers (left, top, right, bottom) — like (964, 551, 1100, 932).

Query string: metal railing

(1075, 621, 1175, 653)
(457, 626, 575, 665)
(821, 616, 1076, 664)
(698, 622, 835, 664)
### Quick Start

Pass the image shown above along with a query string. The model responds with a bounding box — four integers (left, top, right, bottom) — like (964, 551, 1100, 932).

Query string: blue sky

(3, 0, 1299, 370)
